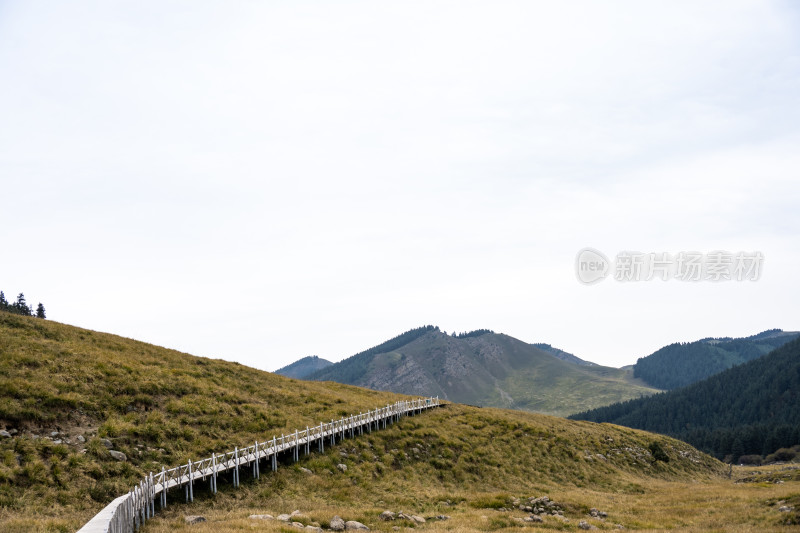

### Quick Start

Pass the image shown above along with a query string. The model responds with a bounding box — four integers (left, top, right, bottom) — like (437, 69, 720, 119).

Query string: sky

(1, 1, 799, 372)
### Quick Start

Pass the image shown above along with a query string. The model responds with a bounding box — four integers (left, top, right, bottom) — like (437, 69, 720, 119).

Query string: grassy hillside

(4, 313, 799, 532)
(143, 402, 742, 533)
(0, 312, 410, 531)
(310, 330, 658, 416)
(632, 329, 800, 389)
(572, 336, 800, 462)
(275, 355, 333, 379)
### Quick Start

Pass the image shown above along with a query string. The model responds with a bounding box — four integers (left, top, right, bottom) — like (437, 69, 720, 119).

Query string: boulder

(300, 467, 313, 474)
(277, 514, 292, 522)
(435, 515, 450, 521)
(306, 527, 323, 532)
(345, 520, 369, 530)
(185, 516, 206, 525)
(336, 464, 348, 472)
(76, 435, 86, 443)
(379, 511, 396, 521)
(249, 514, 274, 520)
(109, 450, 127, 462)
(330, 516, 346, 531)
(292, 522, 305, 528)
(410, 515, 426, 524)
(578, 520, 597, 530)
(0, 430, 11, 438)
(100, 438, 113, 449)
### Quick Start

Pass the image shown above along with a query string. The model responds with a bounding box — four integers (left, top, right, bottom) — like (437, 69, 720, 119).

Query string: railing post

(254, 441, 260, 478)
(161, 467, 167, 508)
(149, 472, 155, 518)
(272, 436, 277, 471)
(234, 447, 240, 488)
(188, 460, 194, 502)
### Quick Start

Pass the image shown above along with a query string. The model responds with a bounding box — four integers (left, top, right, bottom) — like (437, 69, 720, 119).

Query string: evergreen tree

(36, 303, 46, 319)
(0, 291, 7, 309)
(13, 293, 31, 315)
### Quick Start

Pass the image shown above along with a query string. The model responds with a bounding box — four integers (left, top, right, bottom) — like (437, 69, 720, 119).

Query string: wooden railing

(76, 397, 441, 532)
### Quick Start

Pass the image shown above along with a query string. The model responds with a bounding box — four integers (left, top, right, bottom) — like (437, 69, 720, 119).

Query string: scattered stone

(615, 525, 625, 530)
(0, 430, 11, 438)
(8, 429, 17, 435)
(336, 463, 348, 472)
(100, 438, 113, 448)
(379, 511, 396, 521)
(292, 522, 305, 528)
(300, 467, 313, 474)
(345, 520, 369, 530)
(53, 440, 63, 445)
(410, 515, 426, 524)
(291, 510, 302, 517)
(50, 431, 59, 437)
(524, 515, 543, 523)
(277, 514, 292, 522)
(578, 521, 597, 530)
(435, 515, 450, 521)
(306, 527, 323, 532)
(249, 514, 274, 520)
(109, 450, 127, 462)
(779, 506, 792, 512)
(330, 516, 346, 531)
(184, 515, 206, 525)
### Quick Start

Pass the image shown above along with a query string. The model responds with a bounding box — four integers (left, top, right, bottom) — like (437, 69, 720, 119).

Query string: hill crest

(309, 327, 657, 416)
(274, 355, 333, 379)
(633, 328, 800, 389)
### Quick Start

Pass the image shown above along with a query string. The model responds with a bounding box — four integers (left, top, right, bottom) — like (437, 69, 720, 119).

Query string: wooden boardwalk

(77, 397, 441, 533)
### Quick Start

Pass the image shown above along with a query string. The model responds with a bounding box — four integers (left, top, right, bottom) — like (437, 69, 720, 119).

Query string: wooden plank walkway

(77, 397, 441, 533)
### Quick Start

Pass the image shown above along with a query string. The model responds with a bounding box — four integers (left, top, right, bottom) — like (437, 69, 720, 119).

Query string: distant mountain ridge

(307, 327, 657, 416)
(274, 355, 333, 379)
(531, 343, 597, 366)
(571, 336, 800, 462)
(632, 328, 800, 389)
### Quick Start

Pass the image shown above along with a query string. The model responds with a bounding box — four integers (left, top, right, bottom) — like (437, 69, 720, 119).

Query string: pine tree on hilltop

(13, 293, 31, 315)
(0, 291, 44, 317)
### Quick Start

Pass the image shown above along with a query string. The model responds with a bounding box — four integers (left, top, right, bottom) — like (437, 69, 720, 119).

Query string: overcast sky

(2, 1, 798, 371)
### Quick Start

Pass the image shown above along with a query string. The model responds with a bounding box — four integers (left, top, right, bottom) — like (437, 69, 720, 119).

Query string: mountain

(308, 327, 658, 416)
(570, 336, 800, 462)
(632, 329, 800, 389)
(0, 312, 726, 532)
(275, 355, 333, 378)
(531, 343, 597, 366)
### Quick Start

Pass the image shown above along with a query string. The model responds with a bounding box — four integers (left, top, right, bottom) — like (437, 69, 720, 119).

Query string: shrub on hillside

(737, 454, 762, 465)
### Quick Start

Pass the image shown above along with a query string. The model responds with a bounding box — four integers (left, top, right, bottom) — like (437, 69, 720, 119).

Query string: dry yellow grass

(2, 313, 798, 532)
(141, 468, 800, 532)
